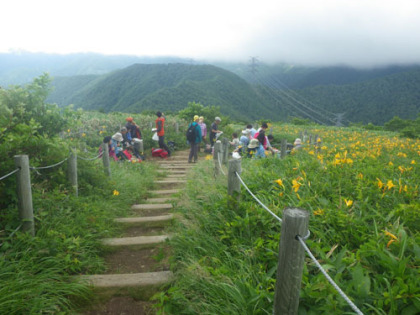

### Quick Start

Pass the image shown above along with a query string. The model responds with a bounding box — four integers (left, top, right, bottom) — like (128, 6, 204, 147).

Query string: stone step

(151, 189, 180, 196)
(160, 165, 192, 171)
(157, 170, 186, 175)
(102, 235, 169, 248)
(166, 174, 186, 178)
(114, 214, 174, 227)
(154, 180, 187, 185)
(146, 197, 173, 203)
(78, 271, 172, 298)
(132, 203, 173, 211)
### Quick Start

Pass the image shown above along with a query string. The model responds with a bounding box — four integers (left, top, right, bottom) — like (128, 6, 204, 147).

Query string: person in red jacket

(155, 111, 171, 157)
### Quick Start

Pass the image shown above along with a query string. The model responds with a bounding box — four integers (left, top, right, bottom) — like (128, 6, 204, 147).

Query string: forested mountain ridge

(294, 69, 420, 124)
(47, 63, 273, 121)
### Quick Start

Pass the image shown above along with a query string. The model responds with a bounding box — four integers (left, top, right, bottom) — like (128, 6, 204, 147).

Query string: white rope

(0, 168, 20, 181)
(235, 171, 282, 223)
(297, 235, 364, 315)
(30, 157, 68, 170)
(217, 152, 226, 176)
(77, 152, 103, 161)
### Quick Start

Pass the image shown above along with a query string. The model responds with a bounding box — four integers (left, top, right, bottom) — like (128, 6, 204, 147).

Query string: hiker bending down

(187, 115, 202, 163)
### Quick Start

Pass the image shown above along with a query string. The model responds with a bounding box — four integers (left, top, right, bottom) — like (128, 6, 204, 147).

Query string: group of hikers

(101, 112, 303, 163)
(187, 116, 303, 161)
(101, 111, 171, 162)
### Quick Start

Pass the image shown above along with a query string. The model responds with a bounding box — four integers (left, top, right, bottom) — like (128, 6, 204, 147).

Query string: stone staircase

(80, 150, 192, 314)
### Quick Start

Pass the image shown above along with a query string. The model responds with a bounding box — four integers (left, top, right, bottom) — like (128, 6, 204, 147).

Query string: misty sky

(2, 0, 420, 67)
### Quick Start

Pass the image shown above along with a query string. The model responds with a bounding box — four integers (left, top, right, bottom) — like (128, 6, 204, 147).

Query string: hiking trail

(80, 150, 195, 314)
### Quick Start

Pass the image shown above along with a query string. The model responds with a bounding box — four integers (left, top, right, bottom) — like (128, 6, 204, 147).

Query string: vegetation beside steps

(78, 150, 194, 314)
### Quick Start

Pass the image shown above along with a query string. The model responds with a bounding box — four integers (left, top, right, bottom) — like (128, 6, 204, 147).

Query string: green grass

(0, 159, 157, 314)
(154, 124, 420, 315)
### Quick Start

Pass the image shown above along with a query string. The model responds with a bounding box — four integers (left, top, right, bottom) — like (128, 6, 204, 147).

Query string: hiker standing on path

(187, 115, 202, 163)
(209, 117, 222, 147)
(198, 116, 207, 152)
(155, 111, 171, 157)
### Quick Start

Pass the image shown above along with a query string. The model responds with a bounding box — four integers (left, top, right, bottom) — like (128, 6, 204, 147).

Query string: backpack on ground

(186, 123, 197, 143)
(151, 148, 168, 158)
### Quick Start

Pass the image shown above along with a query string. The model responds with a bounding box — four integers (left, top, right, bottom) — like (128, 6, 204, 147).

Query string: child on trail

(229, 132, 240, 149)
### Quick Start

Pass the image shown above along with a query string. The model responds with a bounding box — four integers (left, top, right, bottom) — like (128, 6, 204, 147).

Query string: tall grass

(0, 159, 157, 314)
(155, 125, 420, 314)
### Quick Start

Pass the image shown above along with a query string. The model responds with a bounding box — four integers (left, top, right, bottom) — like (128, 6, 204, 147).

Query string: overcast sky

(2, 0, 420, 67)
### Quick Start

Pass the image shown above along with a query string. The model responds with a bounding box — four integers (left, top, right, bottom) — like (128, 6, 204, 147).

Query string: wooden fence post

(228, 158, 241, 208)
(213, 141, 221, 176)
(280, 139, 287, 159)
(273, 208, 309, 315)
(222, 137, 229, 165)
(303, 130, 308, 143)
(68, 149, 78, 197)
(14, 155, 35, 236)
(102, 143, 111, 177)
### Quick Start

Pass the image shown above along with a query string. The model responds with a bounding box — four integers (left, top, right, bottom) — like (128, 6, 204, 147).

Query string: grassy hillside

(48, 63, 274, 121)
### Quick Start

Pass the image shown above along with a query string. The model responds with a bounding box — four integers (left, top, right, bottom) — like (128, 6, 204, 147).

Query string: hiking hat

(120, 127, 127, 132)
(294, 138, 302, 145)
(112, 132, 123, 142)
(126, 117, 133, 122)
(194, 115, 199, 121)
(215, 117, 221, 122)
(199, 116, 204, 120)
(248, 139, 259, 149)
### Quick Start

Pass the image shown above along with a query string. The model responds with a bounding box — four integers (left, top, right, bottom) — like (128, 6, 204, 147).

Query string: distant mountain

(47, 63, 275, 121)
(2, 52, 419, 125)
(0, 52, 191, 86)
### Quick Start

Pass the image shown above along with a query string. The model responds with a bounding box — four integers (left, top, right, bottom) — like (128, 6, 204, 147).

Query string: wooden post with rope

(227, 158, 241, 208)
(213, 140, 221, 176)
(68, 149, 78, 197)
(280, 139, 287, 159)
(102, 143, 111, 177)
(14, 155, 35, 236)
(273, 208, 309, 315)
(222, 137, 229, 165)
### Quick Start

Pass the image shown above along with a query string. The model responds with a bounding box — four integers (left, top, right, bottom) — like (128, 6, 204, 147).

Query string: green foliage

(156, 123, 420, 314)
(290, 116, 315, 126)
(384, 115, 420, 139)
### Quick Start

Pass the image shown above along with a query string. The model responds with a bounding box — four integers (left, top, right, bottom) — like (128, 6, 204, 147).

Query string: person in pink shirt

(198, 116, 207, 151)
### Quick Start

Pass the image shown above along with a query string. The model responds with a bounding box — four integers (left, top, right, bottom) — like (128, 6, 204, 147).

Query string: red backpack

(151, 148, 168, 158)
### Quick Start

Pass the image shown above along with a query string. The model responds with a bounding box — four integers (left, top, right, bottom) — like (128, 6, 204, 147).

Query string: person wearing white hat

(210, 117, 222, 147)
(111, 132, 128, 160)
(240, 129, 250, 147)
(293, 138, 303, 151)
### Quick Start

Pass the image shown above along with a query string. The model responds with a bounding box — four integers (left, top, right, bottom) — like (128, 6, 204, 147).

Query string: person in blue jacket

(187, 115, 202, 163)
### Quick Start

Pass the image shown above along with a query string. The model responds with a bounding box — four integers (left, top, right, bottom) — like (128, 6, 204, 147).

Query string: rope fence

(77, 152, 103, 161)
(0, 168, 20, 181)
(2, 144, 112, 236)
(235, 171, 282, 223)
(30, 157, 69, 170)
(297, 235, 364, 315)
(214, 137, 364, 314)
(217, 152, 226, 176)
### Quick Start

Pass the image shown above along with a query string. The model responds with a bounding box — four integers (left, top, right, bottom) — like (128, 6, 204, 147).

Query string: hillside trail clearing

(80, 149, 197, 314)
